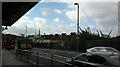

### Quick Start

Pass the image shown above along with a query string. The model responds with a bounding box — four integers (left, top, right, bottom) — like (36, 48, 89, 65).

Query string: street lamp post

(25, 26, 27, 37)
(39, 28, 40, 43)
(74, 3, 80, 52)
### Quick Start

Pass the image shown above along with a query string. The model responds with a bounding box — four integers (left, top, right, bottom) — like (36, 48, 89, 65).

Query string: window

(91, 49, 97, 52)
(75, 54, 107, 65)
(88, 55, 107, 64)
(75, 54, 90, 61)
(96, 48, 106, 52)
(105, 48, 118, 52)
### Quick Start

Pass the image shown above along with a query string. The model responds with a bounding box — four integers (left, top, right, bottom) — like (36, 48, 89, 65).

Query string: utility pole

(25, 26, 27, 37)
(39, 28, 40, 43)
(74, 3, 80, 52)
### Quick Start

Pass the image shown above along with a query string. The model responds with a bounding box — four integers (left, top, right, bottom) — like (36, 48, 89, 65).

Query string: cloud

(54, 9, 62, 14)
(40, 8, 51, 15)
(52, 24, 76, 34)
(3, 16, 76, 35)
(40, 8, 62, 16)
(3, 2, 119, 37)
(65, 10, 76, 22)
(53, 18, 63, 24)
(33, 17, 46, 24)
(65, 2, 118, 36)
(83, 2, 118, 36)
(65, 3, 87, 22)
(66, 10, 87, 22)
(42, 11, 47, 16)
(42, 0, 119, 2)
(3, 16, 47, 35)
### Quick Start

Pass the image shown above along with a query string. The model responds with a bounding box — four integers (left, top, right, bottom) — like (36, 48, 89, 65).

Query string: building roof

(2, 2, 38, 26)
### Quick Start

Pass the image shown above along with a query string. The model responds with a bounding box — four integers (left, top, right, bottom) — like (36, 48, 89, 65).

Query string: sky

(2, 0, 119, 37)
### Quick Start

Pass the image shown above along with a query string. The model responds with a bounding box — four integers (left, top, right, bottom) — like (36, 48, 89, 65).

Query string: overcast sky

(2, 0, 119, 37)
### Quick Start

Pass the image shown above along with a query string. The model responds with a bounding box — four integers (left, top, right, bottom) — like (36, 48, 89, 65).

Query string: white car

(86, 47, 119, 53)
(66, 52, 120, 67)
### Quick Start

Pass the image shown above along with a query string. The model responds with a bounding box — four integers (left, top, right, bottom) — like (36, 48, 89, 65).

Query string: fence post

(27, 50, 29, 62)
(37, 52, 38, 67)
(71, 58, 75, 67)
(51, 54, 53, 67)
(20, 50, 22, 60)
(15, 49, 17, 59)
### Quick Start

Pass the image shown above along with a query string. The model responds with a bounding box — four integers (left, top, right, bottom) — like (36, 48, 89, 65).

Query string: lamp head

(5, 26, 8, 29)
(74, 3, 79, 5)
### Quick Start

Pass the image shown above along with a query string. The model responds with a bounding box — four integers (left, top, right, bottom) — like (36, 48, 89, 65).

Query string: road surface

(32, 48, 80, 58)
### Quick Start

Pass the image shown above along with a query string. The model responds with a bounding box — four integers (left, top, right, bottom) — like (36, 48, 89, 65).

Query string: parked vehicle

(86, 47, 119, 53)
(3, 34, 16, 50)
(16, 38, 33, 50)
(66, 52, 120, 67)
(16, 38, 33, 54)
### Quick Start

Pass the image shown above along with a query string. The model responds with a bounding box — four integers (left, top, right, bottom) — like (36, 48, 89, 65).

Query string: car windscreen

(75, 54, 89, 61)
(21, 43, 31, 46)
(96, 48, 118, 52)
(105, 48, 118, 52)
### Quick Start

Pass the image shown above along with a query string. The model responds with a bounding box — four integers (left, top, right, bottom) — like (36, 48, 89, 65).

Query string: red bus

(3, 34, 16, 50)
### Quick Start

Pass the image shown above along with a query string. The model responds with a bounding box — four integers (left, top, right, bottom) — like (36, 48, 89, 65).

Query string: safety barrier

(15, 49, 77, 67)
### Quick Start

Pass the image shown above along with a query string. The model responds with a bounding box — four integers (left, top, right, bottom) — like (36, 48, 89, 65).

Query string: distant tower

(39, 28, 40, 42)
(118, 23, 120, 36)
(25, 26, 27, 37)
(21, 34, 25, 37)
(118, 2, 120, 36)
(87, 26, 91, 33)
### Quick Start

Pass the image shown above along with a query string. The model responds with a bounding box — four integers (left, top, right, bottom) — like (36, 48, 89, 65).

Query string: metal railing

(15, 49, 75, 67)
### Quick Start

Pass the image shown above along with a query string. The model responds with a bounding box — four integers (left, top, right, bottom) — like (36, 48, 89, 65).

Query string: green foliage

(79, 28, 101, 40)
(68, 27, 113, 52)
(79, 27, 112, 40)
(25, 35, 34, 39)
(69, 35, 78, 51)
(111, 36, 120, 40)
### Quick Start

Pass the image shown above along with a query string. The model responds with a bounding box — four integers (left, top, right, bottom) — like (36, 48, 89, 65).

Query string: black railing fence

(15, 49, 77, 67)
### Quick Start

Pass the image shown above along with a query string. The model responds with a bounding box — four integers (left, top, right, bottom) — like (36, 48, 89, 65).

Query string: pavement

(2, 49, 35, 67)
